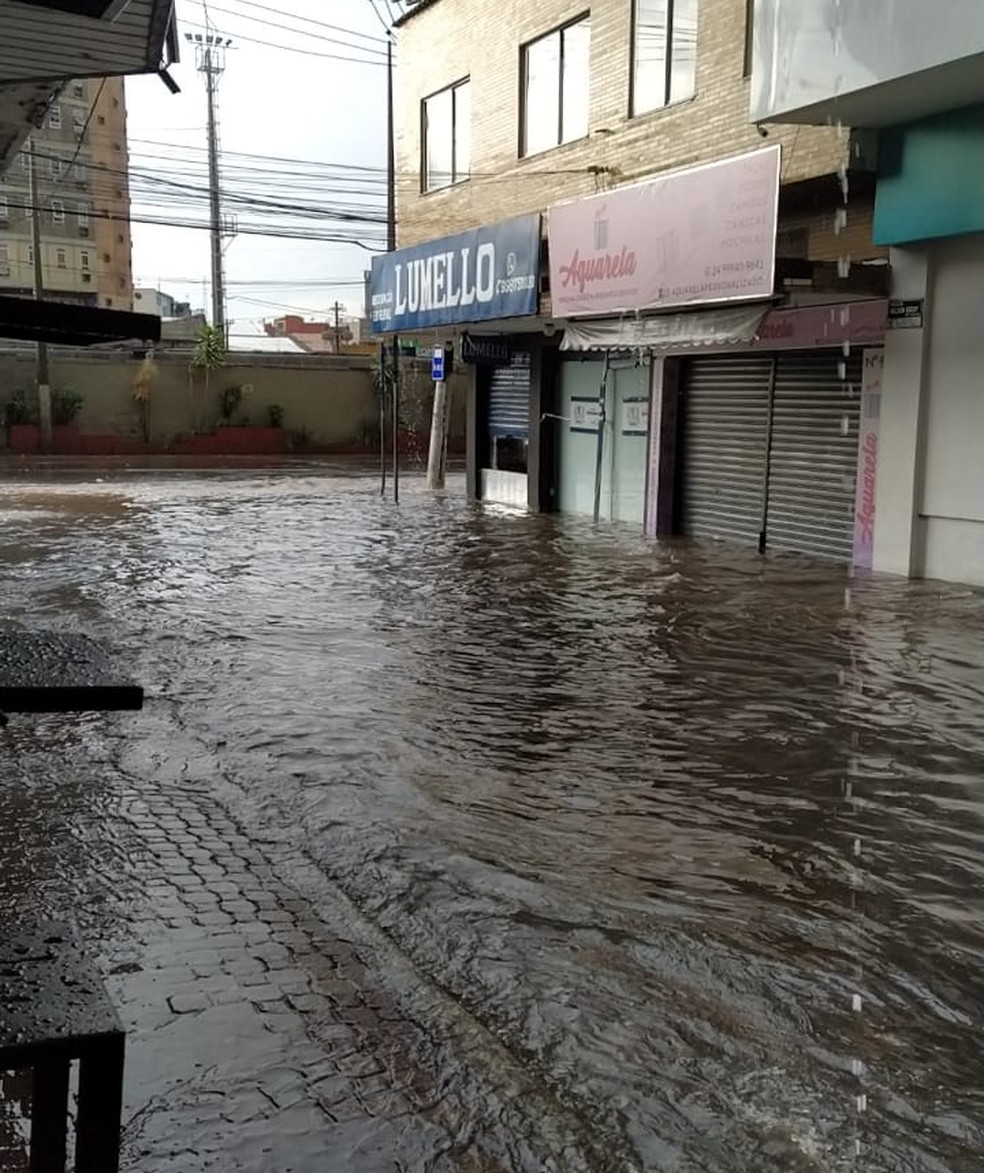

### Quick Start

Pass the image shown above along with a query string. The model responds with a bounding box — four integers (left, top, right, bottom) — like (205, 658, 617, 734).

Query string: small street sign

(431, 345, 446, 382)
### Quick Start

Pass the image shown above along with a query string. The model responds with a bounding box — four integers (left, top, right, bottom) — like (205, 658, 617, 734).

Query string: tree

(190, 324, 226, 433)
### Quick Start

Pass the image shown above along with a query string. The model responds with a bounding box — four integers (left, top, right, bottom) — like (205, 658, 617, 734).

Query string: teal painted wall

(874, 104, 984, 246)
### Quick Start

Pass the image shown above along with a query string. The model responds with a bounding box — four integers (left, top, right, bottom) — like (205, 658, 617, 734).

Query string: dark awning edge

(0, 295, 161, 347)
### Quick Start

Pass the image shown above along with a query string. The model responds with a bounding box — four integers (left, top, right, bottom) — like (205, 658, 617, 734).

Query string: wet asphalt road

(2, 468, 984, 1171)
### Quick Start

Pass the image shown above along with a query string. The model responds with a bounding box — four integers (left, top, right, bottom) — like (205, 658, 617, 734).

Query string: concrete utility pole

(27, 138, 52, 454)
(331, 301, 344, 353)
(188, 31, 231, 342)
(426, 345, 452, 490)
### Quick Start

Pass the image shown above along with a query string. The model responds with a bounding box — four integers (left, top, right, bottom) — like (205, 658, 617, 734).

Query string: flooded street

(3, 469, 984, 1171)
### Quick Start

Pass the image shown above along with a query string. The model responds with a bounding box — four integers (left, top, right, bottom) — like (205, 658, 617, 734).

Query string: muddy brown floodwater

(2, 468, 984, 1172)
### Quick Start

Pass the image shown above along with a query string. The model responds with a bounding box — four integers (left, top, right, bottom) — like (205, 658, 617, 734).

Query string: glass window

(0, 196, 7, 221)
(51, 199, 65, 224)
(422, 79, 470, 192)
(633, 0, 698, 116)
(77, 203, 90, 227)
(80, 250, 91, 270)
(56, 248, 67, 269)
(49, 155, 63, 180)
(522, 17, 591, 157)
(743, 0, 755, 77)
(48, 105, 62, 129)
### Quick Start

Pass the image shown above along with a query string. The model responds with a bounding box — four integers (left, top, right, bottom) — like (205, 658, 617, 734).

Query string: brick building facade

(395, 0, 878, 265)
(385, 0, 889, 566)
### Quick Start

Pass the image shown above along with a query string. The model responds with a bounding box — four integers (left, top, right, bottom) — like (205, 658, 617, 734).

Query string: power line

(182, 0, 390, 54)
(182, 18, 390, 65)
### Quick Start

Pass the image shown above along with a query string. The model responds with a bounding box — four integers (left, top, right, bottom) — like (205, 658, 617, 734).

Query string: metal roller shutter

(487, 351, 531, 438)
(680, 355, 774, 545)
(766, 351, 862, 561)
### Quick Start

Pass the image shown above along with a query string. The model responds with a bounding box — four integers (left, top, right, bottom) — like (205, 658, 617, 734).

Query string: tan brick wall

(395, 0, 853, 250)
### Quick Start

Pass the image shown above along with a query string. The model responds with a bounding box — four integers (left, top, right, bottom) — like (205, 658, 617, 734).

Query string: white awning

(560, 303, 770, 352)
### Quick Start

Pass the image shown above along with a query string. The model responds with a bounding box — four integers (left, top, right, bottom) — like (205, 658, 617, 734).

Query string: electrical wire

(181, 18, 389, 66)
(181, 1, 390, 55)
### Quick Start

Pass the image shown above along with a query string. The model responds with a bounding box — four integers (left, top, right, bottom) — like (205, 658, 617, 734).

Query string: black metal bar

(30, 1058, 70, 1173)
(379, 340, 388, 496)
(758, 354, 779, 555)
(74, 1035, 125, 1173)
(593, 354, 611, 523)
(392, 336, 400, 505)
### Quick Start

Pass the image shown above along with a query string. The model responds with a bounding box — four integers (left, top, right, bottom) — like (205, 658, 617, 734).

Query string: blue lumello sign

(369, 214, 541, 334)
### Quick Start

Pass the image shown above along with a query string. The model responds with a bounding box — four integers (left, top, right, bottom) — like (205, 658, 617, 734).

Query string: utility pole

(27, 138, 52, 454)
(331, 301, 344, 353)
(188, 32, 231, 343)
(386, 38, 396, 252)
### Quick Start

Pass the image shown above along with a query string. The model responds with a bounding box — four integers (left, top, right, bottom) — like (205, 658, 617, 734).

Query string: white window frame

(77, 203, 90, 229)
(80, 250, 91, 271)
(55, 247, 67, 269)
(0, 242, 9, 276)
(49, 154, 64, 180)
(51, 199, 65, 224)
(48, 104, 62, 130)
(0, 195, 7, 221)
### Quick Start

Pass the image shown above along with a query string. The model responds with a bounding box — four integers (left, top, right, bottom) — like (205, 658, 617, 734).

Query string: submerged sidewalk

(0, 724, 614, 1173)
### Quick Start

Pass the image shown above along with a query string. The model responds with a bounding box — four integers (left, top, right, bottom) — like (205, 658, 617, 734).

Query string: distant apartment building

(0, 76, 133, 311)
(374, 0, 888, 567)
(133, 287, 193, 318)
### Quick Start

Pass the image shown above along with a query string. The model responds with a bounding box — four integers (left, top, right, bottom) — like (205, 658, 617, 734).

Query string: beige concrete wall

(396, 0, 849, 248)
(0, 352, 467, 449)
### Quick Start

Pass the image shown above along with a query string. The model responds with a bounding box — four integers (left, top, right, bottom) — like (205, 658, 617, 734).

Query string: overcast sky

(124, 0, 396, 337)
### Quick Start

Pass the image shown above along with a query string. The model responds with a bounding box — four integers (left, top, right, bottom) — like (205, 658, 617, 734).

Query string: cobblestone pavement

(0, 713, 620, 1173)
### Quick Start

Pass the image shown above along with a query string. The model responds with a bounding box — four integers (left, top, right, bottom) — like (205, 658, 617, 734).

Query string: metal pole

(333, 301, 342, 353)
(28, 138, 52, 455)
(592, 354, 610, 522)
(386, 39, 397, 253)
(378, 340, 387, 496)
(392, 335, 400, 504)
(426, 377, 448, 489)
(204, 49, 226, 342)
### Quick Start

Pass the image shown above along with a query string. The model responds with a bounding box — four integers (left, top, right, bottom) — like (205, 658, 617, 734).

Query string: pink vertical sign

(853, 348, 883, 569)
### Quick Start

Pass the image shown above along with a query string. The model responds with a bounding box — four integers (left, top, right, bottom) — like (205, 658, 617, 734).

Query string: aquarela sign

(370, 214, 541, 334)
(548, 145, 780, 318)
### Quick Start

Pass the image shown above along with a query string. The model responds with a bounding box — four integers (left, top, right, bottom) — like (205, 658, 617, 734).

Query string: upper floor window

(48, 104, 62, 129)
(72, 81, 85, 98)
(743, 0, 754, 77)
(49, 155, 64, 180)
(55, 247, 67, 269)
(521, 15, 590, 157)
(51, 199, 65, 224)
(632, 0, 698, 116)
(0, 196, 7, 221)
(422, 79, 470, 192)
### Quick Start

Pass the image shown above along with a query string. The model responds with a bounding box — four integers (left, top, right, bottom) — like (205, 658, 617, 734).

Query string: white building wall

(874, 233, 984, 585)
(919, 234, 984, 583)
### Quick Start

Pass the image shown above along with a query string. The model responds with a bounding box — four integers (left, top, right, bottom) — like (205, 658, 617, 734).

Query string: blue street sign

(370, 213, 541, 334)
(431, 346, 445, 382)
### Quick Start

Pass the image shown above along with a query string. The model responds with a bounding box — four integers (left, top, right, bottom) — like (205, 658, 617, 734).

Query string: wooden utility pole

(28, 138, 52, 454)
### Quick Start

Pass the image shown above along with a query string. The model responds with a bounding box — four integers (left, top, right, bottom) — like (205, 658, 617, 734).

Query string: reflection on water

(3, 471, 984, 1171)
